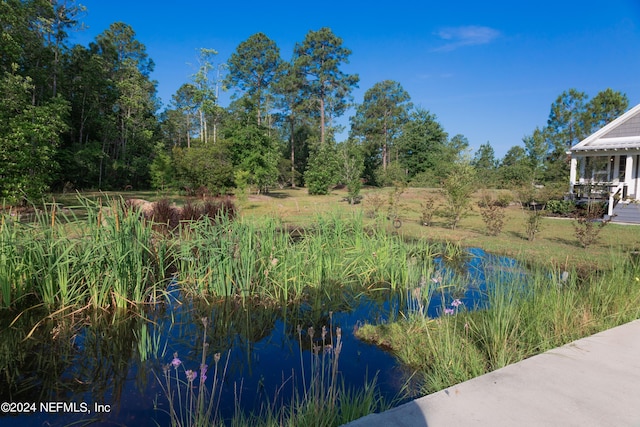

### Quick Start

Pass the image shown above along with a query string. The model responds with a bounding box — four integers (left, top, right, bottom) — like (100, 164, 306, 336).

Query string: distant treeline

(0, 1, 629, 203)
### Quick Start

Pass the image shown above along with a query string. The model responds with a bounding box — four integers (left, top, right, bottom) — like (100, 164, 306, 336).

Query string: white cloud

(433, 26, 501, 52)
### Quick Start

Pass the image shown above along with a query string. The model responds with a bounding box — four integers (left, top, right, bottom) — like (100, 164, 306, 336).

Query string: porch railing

(608, 182, 626, 217)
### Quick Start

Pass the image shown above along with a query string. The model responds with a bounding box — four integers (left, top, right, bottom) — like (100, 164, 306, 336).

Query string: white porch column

(626, 154, 635, 198)
(569, 156, 578, 194)
(613, 155, 620, 181)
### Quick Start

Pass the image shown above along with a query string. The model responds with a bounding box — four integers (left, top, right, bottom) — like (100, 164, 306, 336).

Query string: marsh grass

(357, 254, 640, 395)
(2, 193, 443, 318)
(0, 196, 163, 313)
(173, 211, 439, 304)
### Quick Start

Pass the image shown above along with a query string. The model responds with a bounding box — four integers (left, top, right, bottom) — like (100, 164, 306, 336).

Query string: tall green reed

(1, 196, 163, 313)
(173, 211, 438, 305)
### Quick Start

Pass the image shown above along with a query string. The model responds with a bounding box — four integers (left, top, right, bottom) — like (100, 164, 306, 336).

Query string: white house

(568, 104, 640, 219)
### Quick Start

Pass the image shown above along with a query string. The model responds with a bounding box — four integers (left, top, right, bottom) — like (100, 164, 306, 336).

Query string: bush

(364, 193, 386, 218)
(420, 196, 437, 226)
(546, 200, 576, 216)
(409, 170, 441, 188)
(525, 209, 544, 241)
(480, 204, 506, 236)
(496, 192, 514, 207)
(441, 163, 476, 230)
(152, 199, 180, 227)
(574, 202, 609, 248)
(203, 197, 237, 222)
(305, 143, 339, 195)
(374, 162, 407, 187)
(172, 141, 234, 195)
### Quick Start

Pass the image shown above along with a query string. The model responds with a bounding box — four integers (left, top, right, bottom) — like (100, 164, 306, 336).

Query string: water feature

(0, 248, 524, 426)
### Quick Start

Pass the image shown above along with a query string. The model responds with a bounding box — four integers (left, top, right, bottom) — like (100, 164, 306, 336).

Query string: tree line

(0, 1, 630, 203)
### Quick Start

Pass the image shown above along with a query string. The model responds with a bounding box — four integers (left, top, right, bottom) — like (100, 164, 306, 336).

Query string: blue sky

(70, 1, 640, 158)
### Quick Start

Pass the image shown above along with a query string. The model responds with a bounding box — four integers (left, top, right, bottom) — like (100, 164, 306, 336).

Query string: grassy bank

(356, 254, 640, 395)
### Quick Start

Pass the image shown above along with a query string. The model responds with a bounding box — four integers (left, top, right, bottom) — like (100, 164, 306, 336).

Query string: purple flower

(171, 353, 182, 368)
(451, 299, 463, 308)
(444, 308, 455, 315)
(200, 364, 208, 381)
(185, 370, 197, 382)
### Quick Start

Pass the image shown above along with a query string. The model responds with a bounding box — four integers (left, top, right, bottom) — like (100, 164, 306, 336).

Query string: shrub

(364, 193, 386, 218)
(375, 162, 407, 187)
(496, 192, 514, 207)
(525, 209, 544, 241)
(441, 163, 476, 230)
(386, 182, 406, 220)
(547, 200, 576, 216)
(480, 204, 506, 236)
(151, 198, 180, 229)
(181, 200, 202, 221)
(203, 197, 237, 222)
(305, 143, 339, 195)
(172, 142, 234, 195)
(573, 202, 609, 248)
(420, 196, 437, 226)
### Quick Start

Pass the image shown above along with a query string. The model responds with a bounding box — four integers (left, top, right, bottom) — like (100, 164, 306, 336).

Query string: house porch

(569, 153, 640, 217)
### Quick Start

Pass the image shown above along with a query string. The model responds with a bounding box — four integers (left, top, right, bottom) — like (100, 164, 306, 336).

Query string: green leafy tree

(523, 127, 547, 184)
(584, 88, 628, 134)
(224, 98, 279, 193)
(173, 140, 234, 194)
(226, 33, 283, 127)
(191, 48, 219, 144)
(305, 141, 339, 195)
(273, 61, 311, 187)
(293, 27, 359, 145)
(38, 0, 86, 97)
(350, 80, 412, 179)
(498, 146, 531, 187)
(441, 161, 477, 230)
(547, 89, 588, 153)
(338, 139, 365, 204)
(472, 142, 498, 187)
(149, 142, 175, 190)
(395, 109, 449, 185)
(0, 69, 69, 202)
(538, 88, 628, 183)
(167, 83, 200, 148)
(81, 22, 159, 189)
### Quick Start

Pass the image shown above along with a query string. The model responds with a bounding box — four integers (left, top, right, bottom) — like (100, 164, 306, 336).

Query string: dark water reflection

(0, 248, 524, 426)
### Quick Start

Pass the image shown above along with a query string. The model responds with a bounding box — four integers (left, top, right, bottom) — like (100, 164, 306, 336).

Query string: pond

(0, 248, 524, 426)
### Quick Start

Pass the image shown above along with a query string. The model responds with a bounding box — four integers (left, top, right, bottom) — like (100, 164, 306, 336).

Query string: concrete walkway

(344, 319, 640, 427)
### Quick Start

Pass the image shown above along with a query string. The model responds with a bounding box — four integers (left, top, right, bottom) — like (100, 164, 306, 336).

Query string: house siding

(601, 114, 640, 138)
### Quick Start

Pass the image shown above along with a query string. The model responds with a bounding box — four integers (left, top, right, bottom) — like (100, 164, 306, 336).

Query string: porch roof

(570, 104, 640, 153)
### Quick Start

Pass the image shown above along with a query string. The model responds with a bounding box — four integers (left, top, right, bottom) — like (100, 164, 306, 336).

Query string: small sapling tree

(573, 201, 609, 248)
(441, 162, 476, 230)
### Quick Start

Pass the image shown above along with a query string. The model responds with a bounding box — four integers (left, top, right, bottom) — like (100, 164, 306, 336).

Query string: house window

(585, 156, 609, 182)
(619, 156, 626, 181)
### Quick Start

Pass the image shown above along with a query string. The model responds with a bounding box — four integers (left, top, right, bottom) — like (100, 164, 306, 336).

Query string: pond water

(0, 248, 524, 426)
